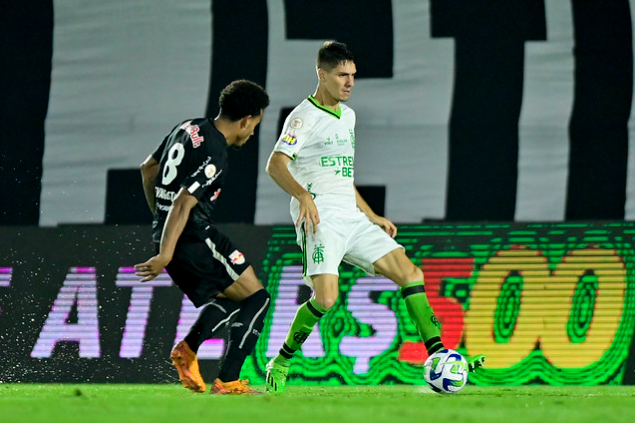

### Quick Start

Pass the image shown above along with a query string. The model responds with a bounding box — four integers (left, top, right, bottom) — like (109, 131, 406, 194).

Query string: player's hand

(296, 192, 320, 234)
(370, 215, 397, 238)
(134, 255, 171, 282)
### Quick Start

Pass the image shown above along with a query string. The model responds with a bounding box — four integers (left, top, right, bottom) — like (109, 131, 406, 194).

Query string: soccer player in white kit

(264, 41, 484, 393)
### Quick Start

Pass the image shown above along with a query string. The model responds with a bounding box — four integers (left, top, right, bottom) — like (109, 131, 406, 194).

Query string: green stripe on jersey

(308, 95, 341, 119)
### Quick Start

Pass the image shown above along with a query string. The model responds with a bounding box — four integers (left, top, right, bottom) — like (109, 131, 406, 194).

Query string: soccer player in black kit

(134, 80, 270, 395)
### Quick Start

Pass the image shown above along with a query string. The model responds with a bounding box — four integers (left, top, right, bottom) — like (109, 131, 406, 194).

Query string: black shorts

(162, 226, 251, 307)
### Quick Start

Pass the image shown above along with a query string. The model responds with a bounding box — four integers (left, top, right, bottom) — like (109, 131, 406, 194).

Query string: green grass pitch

(2, 384, 635, 423)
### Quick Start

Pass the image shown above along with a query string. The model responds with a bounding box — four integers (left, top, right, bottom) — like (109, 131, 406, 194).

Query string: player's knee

(409, 265, 424, 283)
(314, 293, 338, 311)
(257, 288, 271, 306)
(242, 288, 271, 310)
(396, 264, 424, 286)
(321, 297, 337, 311)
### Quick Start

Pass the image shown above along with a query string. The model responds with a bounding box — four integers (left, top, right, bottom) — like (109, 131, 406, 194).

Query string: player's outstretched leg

(466, 354, 486, 372)
(171, 341, 206, 393)
(211, 289, 270, 395)
(211, 378, 263, 395)
(265, 297, 329, 393)
(400, 282, 487, 372)
(400, 282, 445, 354)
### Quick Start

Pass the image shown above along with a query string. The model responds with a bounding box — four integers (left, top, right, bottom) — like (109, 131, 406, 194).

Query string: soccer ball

(423, 349, 468, 394)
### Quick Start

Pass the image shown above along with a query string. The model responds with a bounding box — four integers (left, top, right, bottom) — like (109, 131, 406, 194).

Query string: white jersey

(273, 96, 357, 218)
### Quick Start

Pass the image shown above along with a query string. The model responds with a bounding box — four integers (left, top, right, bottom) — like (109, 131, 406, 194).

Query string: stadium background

(1, 1, 635, 386)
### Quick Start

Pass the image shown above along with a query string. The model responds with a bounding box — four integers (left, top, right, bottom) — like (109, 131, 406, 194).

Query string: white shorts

(295, 207, 402, 287)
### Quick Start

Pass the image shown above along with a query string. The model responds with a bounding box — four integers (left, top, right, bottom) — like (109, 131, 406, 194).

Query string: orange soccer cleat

(170, 341, 206, 393)
(210, 378, 263, 395)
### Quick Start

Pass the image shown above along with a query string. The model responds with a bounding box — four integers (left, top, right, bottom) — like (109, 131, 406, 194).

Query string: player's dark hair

(317, 41, 355, 71)
(218, 79, 270, 121)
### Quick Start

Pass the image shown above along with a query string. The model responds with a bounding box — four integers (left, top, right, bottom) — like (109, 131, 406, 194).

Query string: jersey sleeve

(151, 123, 181, 162)
(273, 111, 313, 160)
(151, 135, 168, 162)
(181, 135, 224, 201)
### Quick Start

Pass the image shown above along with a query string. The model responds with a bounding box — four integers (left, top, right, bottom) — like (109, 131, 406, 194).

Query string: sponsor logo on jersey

(204, 164, 216, 179)
(290, 118, 303, 129)
(202, 169, 222, 189)
(190, 157, 212, 179)
(319, 156, 354, 167)
(320, 156, 354, 177)
(180, 121, 205, 148)
(155, 187, 176, 201)
(282, 134, 297, 145)
(210, 188, 221, 201)
(229, 250, 245, 265)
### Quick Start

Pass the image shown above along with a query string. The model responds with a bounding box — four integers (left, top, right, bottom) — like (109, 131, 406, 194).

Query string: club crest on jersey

(290, 118, 303, 129)
(229, 250, 245, 265)
(204, 164, 216, 179)
(282, 134, 297, 146)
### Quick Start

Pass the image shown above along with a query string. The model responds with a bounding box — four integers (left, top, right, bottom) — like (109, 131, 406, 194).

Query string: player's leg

(211, 266, 270, 395)
(171, 297, 238, 393)
(265, 219, 344, 393)
(165, 240, 227, 394)
(266, 273, 338, 393)
(183, 297, 239, 353)
(373, 249, 485, 371)
(271, 273, 339, 366)
(167, 228, 270, 395)
(265, 222, 344, 393)
(373, 249, 446, 355)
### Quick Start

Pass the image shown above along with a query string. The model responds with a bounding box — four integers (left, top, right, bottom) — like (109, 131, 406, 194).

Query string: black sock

(184, 298, 238, 354)
(217, 289, 271, 382)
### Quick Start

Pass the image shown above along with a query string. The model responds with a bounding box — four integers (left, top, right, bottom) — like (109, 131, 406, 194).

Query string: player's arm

(355, 186, 397, 238)
(134, 188, 198, 281)
(140, 155, 160, 214)
(266, 151, 320, 233)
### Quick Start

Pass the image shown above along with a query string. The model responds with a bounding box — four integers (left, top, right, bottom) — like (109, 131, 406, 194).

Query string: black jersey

(151, 118, 228, 243)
